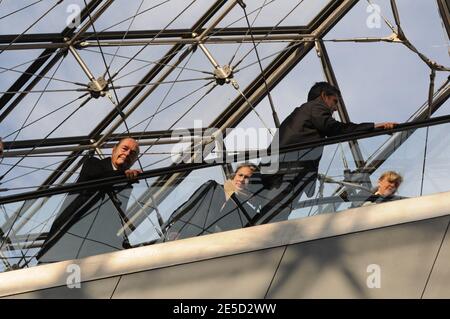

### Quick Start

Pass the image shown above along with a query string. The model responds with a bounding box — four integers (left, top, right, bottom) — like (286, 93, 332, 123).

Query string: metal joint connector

(88, 76, 109, 99)
(213, 65, 233, 85)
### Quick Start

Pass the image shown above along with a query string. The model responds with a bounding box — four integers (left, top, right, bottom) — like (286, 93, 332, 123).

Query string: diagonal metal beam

(362, 81, 450, 175)
(89, 0, 229, 140)
(316, 80, 450, 215)
(0, 0, 104, 121)
(31, 0, 228, 192)
(315, 40, 367, 171)
(122, 0, 361, 230)
(3, 112, 450, 206)
(0, 50, 68, 122)
(4, 133, 211, 157)
(0, 1, 231, 240)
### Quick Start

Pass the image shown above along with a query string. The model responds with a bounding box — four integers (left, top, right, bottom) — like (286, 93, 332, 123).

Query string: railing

(1, 114, 450, 271)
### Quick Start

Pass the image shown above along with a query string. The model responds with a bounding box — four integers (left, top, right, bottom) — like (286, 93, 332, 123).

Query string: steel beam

(0, 34, 313, 51)
(4, 136, 209, 157)
(362, 81, 450, 174)
(122, 0, 361, 230)
(3, 128, 208, 149)
(0, 0, 104, 120)
(1, 113, 450, 205)
(0, 50, 68, 122)
(68, 46, 100, 86)
(315, 80, 450, 215)
(315, 40, 367, 171)
(0, 1, 231, 243)
(31, 0, 228, 192)
(0, 26, 310, 44)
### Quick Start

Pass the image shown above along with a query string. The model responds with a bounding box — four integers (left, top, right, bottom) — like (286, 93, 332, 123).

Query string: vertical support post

(315, 40, 368, 172)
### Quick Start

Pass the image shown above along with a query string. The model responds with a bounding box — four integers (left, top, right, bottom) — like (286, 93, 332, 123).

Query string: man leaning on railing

(258, 82, 398, 223)
(36, 137, 142, 264)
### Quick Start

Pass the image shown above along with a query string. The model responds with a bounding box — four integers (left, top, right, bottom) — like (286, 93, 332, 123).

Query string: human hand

(124, 169, 142, 179)
(375, 122, 397, 130)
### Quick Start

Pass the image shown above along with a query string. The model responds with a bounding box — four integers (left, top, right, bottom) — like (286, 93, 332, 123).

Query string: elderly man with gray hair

(36, 137, 142, 264)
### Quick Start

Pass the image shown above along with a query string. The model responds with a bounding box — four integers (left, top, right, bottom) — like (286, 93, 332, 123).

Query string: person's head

(111, 137, 140, 171)
(231, 163, 257, 191)
(307, 82, 341, 112)
(376, 171, 403, 196)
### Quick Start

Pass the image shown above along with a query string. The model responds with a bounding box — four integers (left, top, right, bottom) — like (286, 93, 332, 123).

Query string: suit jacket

(37, 157, 132, 263)
(77, 157, 123, 183)
(277, 100, 374, 146)
(269, 99, 374, 183)
(255, 100, 376, 223)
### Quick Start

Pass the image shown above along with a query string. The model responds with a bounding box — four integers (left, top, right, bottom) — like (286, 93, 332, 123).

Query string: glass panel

(0, 0, 448, 273)
(89, 0, 213, 32)
(324, 0, 449, 123)
(2, 121, 450, 272)
(217, 0, 332, 28)
(0, 0, 85, 33)
(395, 0, 449, 65)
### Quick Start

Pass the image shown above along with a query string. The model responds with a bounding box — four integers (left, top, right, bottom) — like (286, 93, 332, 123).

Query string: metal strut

(68, 44, 109, 98)
(191, 0, 242, 86)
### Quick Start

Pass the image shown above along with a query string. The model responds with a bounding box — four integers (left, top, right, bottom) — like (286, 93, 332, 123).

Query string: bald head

(111, 138, 140, 171)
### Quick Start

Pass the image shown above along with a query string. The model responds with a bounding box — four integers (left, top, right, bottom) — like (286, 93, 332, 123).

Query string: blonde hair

(378, 171, 403, 185)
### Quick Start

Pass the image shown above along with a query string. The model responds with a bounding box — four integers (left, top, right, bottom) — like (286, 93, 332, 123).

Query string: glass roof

(0, 0, 448, 255)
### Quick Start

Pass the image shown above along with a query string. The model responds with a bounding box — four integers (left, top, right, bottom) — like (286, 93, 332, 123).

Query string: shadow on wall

(264, 215, 450, 298)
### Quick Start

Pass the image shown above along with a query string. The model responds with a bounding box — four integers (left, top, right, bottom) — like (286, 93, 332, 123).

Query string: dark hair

(307, 82, 341, 102)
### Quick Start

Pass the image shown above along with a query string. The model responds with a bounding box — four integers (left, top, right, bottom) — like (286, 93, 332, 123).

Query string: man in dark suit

(258, 82, 396, 223)
(36, 138, 141, 263)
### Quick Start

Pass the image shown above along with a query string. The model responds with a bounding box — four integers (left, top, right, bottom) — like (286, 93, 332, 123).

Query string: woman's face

(232, 167, 254, 190)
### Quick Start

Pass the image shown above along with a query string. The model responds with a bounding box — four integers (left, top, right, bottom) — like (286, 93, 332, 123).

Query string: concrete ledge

(1, 191, 449, 297)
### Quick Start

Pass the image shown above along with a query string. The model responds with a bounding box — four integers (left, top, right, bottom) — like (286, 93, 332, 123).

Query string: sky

(0, 0, 449, 254)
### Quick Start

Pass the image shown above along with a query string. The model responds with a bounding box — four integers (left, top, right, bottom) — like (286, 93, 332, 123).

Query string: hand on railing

(375, 122, 398, 129)
(124, 169, 142, 179)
